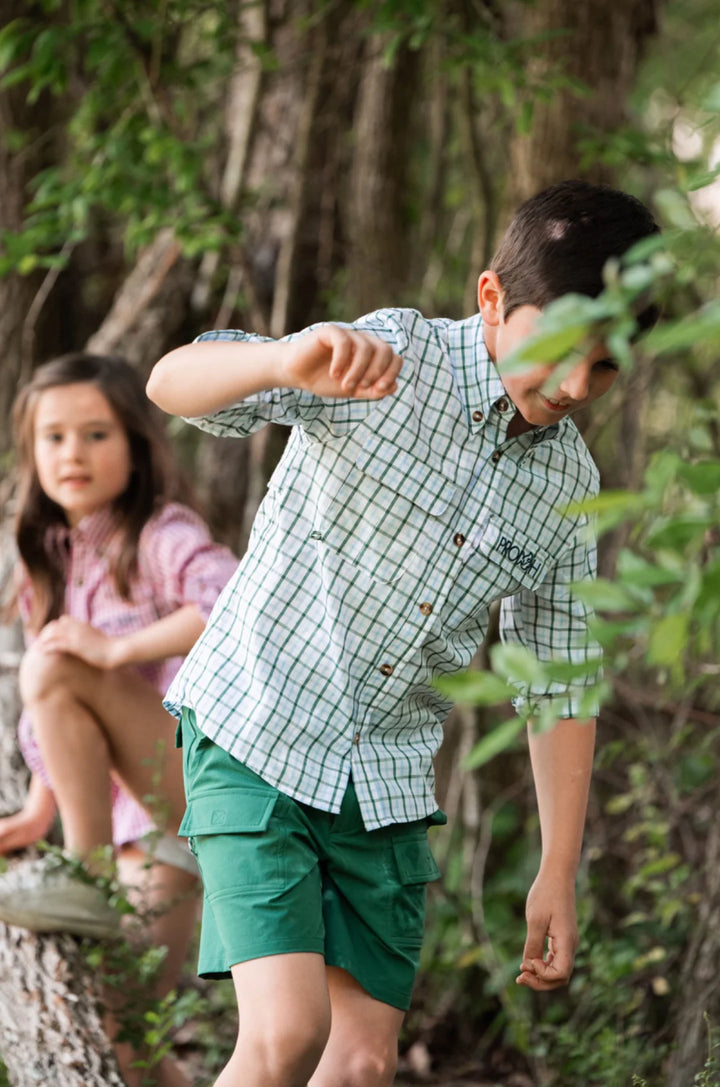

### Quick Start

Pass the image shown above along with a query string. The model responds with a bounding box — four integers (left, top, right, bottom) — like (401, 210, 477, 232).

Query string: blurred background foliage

(1, 0, 719, 1084)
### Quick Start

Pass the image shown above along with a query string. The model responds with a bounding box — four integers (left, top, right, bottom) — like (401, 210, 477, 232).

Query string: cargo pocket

(390, 832, 442, 947)
(178, 788, 285, 895)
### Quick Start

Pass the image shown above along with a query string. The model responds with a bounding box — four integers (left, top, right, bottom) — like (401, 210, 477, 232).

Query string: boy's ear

(477, 270, 503, 326)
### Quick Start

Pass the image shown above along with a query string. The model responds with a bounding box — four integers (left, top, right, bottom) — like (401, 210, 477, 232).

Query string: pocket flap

(356, 432, 456, 515)
(392, 835, 442, 885)
(178, 789, 278, 836)
(468, 517, 549, 590)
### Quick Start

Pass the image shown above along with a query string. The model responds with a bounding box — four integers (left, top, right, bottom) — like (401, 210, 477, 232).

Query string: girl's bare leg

(105, 848, 200, 1087)
(19, 645, 188, 863)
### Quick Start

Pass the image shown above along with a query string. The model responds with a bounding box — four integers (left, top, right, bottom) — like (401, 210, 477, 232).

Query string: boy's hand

(516, 869, 578, 991)
(282, 325, 403, 399)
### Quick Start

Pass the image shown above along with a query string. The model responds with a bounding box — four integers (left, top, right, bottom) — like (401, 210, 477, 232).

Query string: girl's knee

(19, 645, 71, 705)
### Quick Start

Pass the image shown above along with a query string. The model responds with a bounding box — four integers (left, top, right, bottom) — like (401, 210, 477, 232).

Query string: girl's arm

(516, 715, 596, 991)
(35, 605, 206, 671)
(146, 325, 403, 417)
(0, 774, 57, 854)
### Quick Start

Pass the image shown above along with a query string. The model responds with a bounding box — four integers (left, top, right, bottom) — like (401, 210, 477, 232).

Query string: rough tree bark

(505, 0, 660, 204)
(0, 523, 125, 1086)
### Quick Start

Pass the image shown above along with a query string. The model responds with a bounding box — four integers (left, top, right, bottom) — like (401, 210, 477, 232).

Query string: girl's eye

(595, 358, 619, 372)
(88, 430, 109, 441)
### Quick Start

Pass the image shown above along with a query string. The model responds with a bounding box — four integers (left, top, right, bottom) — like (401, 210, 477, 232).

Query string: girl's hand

(282, 326, 403, 399)
(0, 779, 57, 855)
(37, 616, 125, 670)
(0, 811, 47, 854)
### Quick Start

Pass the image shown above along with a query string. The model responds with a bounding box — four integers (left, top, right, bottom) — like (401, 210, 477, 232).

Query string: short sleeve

(139, 504, 238, 621)
(181, 311, 413, 443)
(499, 532, 602, 720)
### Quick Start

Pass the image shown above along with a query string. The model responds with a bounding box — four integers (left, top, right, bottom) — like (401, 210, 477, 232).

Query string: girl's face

(33, 382, 133, 526)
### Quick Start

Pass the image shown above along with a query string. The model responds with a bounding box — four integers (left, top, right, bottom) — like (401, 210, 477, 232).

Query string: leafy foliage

(0, 0, 240, 274)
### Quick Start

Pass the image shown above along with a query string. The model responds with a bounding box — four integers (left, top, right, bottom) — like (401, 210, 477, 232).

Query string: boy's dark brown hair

(13, 353, 195, 631)
(491, 179, 660, 329)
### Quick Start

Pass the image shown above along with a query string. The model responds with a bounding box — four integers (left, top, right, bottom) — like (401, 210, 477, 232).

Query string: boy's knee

(314, 1042, 397, 1087)
(249, 1015, 330, 1086)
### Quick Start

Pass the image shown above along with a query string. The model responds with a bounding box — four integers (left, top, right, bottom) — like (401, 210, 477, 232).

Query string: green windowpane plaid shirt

(164, 309, 600, 829)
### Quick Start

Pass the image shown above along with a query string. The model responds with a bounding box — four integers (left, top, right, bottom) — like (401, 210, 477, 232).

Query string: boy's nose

(557, 361, 591, 402)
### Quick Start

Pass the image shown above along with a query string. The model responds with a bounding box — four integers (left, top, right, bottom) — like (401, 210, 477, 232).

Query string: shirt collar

(448, 313, 507, 432)
(447, 312, 560, 442)
(48, 505, 120, 553)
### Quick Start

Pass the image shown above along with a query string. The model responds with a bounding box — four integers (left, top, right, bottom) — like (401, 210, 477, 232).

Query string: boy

(147, 179, 659, 1087)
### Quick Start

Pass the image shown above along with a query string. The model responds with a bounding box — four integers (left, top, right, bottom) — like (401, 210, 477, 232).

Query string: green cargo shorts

(176, 707, 445, 1010)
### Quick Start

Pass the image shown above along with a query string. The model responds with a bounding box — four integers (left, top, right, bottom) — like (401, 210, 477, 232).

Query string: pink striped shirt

(18, 502, 237, 846)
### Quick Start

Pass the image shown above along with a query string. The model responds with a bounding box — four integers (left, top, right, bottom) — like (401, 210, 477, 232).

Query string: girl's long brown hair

(14, 353, 195, 632)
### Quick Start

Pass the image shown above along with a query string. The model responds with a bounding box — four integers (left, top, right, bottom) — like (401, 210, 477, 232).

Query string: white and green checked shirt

(164, 309, 600, 830)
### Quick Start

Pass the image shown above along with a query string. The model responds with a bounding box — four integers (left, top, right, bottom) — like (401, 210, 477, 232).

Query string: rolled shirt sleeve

(499, 530, 602, 719)
(181, 313, 412, 442)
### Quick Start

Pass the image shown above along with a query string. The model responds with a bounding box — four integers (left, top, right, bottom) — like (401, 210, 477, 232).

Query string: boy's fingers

(340, 334, 376, 391)
(358, 342, 401, 388)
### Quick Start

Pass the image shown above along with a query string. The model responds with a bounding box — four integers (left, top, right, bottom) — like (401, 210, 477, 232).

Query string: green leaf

(491, 643, 548, 686)
(433, 670, 514, 706)
(570, 578, 644, 612)
(676, 460, 720, 496)
(616, 550, 685, 589)
(646, 516, 712, 552)
(647, 613, 689, 666)
(563, 489, 643, 518)
(643, 303, 720, 353)
(462, 717, 526, 769)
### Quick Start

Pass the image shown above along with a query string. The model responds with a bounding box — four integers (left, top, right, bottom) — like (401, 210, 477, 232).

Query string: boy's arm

(516, 715, 596, 991)
(146, 325, 403, 417)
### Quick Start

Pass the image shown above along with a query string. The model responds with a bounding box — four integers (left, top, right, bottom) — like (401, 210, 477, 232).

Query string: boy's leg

(214, 953, 331, 1087)
(309, 966, 404, 1087)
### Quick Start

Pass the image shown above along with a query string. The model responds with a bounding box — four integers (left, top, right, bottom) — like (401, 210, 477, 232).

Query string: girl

(0, 353, 238, 1087)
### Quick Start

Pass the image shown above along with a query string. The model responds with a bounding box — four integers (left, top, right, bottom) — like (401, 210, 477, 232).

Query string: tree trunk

(0, 528, 125, 1086)
(505, 0, 660, 205)
(664, 820, 720, 1087)
(345, 35, 421, 314)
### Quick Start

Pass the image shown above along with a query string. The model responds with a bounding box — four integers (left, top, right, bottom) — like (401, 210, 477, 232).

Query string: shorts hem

(325, 954, 413, 1011)
(198, 940, 326, 979)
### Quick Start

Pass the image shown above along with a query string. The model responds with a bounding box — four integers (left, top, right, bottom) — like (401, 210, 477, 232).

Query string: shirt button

(379, 663, 394, 676)
(419, 602, 433, 616)
(353, 732, 361, 745)
(491, 450, 501, 464)
(471, 409, 483, 422)
(496, 397, 510, 413)
(75, 577, 84, 587)
(453, 532, 465, 547)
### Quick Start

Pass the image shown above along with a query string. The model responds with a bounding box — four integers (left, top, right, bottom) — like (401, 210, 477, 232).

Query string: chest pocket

(313, 420, 457, 585)
(464, 517, 550, 594)
(443, 516, 551, 632)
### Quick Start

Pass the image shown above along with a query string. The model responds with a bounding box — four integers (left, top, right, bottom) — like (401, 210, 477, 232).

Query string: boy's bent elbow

(146, 354, 181, 413)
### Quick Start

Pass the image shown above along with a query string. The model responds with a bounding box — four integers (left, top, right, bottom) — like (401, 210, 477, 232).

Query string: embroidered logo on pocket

(495, 535, 543, 576)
